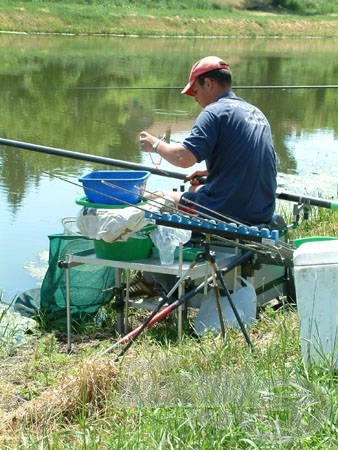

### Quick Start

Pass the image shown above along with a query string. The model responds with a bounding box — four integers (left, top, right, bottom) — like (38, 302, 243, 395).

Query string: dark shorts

(178, 191, 198, 214)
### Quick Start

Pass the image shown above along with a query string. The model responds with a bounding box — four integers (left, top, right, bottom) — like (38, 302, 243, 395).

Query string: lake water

(0, 35, 337, 301)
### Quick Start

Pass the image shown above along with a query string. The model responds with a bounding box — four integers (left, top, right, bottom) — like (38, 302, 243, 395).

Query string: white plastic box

(293, 240, 338, 369)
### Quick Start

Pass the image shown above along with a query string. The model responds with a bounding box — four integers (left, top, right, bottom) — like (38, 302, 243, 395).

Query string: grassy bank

(0, 298, 337, 448)
(0, 1, 337, 37)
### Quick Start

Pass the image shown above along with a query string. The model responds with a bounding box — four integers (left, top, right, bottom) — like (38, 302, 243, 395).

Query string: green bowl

(75, 196, 147, 209)
(94, 235, 153, 261)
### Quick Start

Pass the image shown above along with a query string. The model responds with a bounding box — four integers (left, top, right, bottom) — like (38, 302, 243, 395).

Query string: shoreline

(0, 30, 337, 39)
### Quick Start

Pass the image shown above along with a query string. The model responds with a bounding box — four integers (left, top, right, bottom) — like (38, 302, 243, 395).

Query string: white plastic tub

(293, 240, 338, 369)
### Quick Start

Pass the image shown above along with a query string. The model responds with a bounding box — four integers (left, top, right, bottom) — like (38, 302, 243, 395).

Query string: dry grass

(1, 353, 117, 433)
(117, 15, 338, 37)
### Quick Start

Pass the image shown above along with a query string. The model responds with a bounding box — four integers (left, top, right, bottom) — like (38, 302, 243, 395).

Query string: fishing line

(102, 179, 249, 230)
(101, 175, 252, 228)
(66, 85, 338, 91)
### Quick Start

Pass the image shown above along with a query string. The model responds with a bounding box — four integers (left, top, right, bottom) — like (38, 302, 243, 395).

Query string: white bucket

(194, 277, 257, 336)
(293, 240, 338, 369)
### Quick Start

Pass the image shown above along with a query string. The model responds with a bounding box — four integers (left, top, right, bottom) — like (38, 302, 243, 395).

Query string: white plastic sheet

(76, 206, 148, 242)
(194, 277, 257, 336)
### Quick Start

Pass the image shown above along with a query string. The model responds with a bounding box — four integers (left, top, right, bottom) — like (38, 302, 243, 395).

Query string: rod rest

(144, 211, 279, 244)
(259, 214, 287, 232)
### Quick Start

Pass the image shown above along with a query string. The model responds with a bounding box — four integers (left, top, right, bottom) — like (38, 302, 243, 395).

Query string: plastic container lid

(294, 236, 338, 248)
(293, 239, 338, 266)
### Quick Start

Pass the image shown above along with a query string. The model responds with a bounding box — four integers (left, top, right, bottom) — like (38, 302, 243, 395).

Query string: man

(140, 55, 277, 226)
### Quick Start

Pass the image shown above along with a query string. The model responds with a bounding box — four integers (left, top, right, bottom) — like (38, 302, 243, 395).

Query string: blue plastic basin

(79, 170, 150, 205)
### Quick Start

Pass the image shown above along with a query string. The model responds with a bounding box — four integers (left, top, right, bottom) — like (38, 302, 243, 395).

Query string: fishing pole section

(0, 137, 337, 211)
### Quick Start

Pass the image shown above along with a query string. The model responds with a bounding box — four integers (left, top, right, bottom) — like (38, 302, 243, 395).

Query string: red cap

(181, 56, 231, 96)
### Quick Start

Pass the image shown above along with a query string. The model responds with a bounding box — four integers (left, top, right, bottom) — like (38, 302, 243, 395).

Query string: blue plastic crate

(79, 170, 150, 205)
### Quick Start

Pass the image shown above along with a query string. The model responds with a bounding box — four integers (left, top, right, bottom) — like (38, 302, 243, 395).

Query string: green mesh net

(39, 234, 115, 327)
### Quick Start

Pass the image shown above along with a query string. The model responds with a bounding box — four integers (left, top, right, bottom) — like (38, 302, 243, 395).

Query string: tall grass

(8, 0, 229, 9)
(293, 207, 337, 238)
(1, 311, 337, 448)
(0, 295, 22, 357)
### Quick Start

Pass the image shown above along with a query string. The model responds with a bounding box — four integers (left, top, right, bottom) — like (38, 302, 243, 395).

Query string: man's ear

(204, 77, 211, 87)
(204, 77, 215, 90)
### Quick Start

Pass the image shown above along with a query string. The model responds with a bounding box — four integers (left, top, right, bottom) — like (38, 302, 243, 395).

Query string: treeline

(18, 0, 338, 15)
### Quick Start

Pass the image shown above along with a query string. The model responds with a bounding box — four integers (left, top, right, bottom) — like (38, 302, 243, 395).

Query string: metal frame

(61, 248, 238, 352)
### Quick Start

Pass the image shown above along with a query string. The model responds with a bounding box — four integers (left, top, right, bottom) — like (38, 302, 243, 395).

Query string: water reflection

(281, 129, 338, 196)
(0, 34, 337, 297)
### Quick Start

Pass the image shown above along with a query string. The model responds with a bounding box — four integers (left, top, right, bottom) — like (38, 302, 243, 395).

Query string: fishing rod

(41, 167, 289, 260)
(179, 178, 338, 212)
(100, 179, 290, 259)
(1, 136, 337, 210)
(82, 179, 274, 246)
(98, 178, 290, 257)
(97, 180, 293, 263)
(0, 137, 186, 181)
(276, 192, 337, 211)
(102, 177, 245, 227)
(63, 171, 286, 263)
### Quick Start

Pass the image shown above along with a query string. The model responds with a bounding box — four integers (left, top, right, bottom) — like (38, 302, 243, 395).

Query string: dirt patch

(0, 10, 67, 31)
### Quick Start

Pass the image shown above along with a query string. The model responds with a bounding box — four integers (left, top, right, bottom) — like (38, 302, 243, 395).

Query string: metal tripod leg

(210, 259, 254, 349)
(209, 263, 226, 339)
(196, 241, 254, 349)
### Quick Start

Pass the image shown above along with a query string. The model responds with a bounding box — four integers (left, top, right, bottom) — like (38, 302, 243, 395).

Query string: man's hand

(140, 130, 197, 169)
(185, 169, 208, 185)
(139, 131, 158, 152)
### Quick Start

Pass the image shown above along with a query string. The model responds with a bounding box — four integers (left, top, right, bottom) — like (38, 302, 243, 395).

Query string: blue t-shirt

(182, 91, 277, 225)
